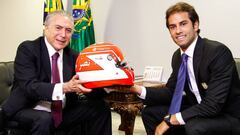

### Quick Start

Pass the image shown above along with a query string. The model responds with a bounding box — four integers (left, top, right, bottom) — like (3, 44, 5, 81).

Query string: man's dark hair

(165, 2, 200, 33)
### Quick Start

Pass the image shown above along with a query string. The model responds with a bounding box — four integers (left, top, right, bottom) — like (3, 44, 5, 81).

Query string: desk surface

(135, 80, 166, 88)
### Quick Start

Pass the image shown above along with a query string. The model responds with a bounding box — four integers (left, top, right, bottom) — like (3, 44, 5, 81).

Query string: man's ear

(194, 21, 199, 32)
(43, 25, 48, 35)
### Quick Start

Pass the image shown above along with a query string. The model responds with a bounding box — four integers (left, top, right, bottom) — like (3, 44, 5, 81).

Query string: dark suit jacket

(2, 36, 106, 118)
(144, 36, 240, 122)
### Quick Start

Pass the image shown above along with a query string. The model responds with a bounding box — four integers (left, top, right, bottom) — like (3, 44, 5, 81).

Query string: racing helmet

(75, 42, 134, 89)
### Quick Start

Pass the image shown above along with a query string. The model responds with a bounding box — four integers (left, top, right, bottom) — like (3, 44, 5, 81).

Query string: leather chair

(0, 61, 87, 135)
(0, 61, 28, 135)
(235, 58, 240, 78)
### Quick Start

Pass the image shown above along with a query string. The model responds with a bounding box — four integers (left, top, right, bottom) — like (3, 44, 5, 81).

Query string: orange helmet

(75, 42, 134, 88)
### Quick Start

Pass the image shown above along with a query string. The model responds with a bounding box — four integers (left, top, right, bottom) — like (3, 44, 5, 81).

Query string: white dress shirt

(33, 37, 65, 112)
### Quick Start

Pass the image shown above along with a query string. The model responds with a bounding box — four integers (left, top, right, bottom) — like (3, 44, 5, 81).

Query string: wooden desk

(105, 81, 165, 135)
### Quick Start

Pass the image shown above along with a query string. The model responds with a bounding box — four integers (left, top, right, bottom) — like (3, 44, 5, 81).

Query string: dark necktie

(51, 52, 62, 128)
(169, 53, 188, 114)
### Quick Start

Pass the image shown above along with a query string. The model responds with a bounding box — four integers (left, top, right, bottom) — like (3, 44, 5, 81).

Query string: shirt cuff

(138, 86, 146, 99)
(52, 83, 63, 100)
(176, 112, 186, 125)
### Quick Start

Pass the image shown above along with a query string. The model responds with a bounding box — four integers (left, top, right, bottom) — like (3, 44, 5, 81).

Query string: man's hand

(63, 74, 92, 94)
(170, 114, 180, 125)
(155, 121, 170, 135)
(130, 84, 142, 96)
(155, 114, 181, 135)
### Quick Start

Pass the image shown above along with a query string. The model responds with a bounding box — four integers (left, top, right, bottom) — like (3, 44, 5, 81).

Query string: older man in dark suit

(128, 2, 240, 135)
(2, 11, 112, 135)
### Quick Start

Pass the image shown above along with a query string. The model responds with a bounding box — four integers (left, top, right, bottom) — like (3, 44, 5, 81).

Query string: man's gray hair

(44, 10, 74, 26)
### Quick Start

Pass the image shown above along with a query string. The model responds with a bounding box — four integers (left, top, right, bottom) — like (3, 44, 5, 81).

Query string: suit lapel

(40, 38, 51, 80)
(193, 37, 204, 86)
(62, 48, 74, 82)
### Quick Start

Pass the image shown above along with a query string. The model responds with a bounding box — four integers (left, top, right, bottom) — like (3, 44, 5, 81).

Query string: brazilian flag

(43, 0, 64, 22)
(70, 0, 95, 53)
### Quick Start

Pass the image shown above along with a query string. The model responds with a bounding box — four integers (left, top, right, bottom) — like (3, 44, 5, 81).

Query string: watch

(164, 114, 172, 127)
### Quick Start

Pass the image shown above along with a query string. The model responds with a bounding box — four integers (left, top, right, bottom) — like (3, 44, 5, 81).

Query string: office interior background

(1, 0, 240, 81)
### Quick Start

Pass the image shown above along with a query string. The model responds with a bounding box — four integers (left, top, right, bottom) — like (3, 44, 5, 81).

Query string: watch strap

(164, 114, 172, 127)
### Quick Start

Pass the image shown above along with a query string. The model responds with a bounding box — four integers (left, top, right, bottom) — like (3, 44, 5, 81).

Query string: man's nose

(60, 29, 66, 37)
(176, 26, 182, 34)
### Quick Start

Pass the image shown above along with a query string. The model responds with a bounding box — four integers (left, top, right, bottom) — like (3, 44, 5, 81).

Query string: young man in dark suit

(128, 2, 240, 135)
(2, 11, 112, 135)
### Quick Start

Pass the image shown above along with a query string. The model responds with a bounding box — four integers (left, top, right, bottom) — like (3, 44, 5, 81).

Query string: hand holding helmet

(63, 74, 92, 93)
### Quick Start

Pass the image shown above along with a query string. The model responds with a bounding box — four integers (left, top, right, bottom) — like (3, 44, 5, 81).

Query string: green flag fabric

(43, 0, 64, 22)
(70, 0, 95, 53)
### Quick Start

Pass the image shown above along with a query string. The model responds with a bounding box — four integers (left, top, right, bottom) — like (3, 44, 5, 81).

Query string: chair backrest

(0, 62, 14, 105)
(235, 58, 240, 79)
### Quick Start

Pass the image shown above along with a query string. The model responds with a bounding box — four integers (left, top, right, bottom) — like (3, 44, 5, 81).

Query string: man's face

(44, 15, 74, 51)
(168, 12, 199, 51)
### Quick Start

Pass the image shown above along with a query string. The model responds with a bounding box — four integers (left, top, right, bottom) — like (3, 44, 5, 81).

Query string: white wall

(0, 0, 43, 61)
(91, 0, 240, 81)
(1, 0, 240, 81)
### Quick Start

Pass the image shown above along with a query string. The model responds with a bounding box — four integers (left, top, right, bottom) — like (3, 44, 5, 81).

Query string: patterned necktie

(51, 52, 62, 127)
(169, 53, 188, 114)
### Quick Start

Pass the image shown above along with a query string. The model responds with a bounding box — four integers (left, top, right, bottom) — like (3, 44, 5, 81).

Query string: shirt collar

(44, 37, 63, 60)
(180, 36, 198, 58)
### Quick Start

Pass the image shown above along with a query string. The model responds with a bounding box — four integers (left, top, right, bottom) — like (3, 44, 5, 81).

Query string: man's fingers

(69, 75, 92, 93)
(78, 85, 92, 93)
(72, 75, 89, 85)
(72, 74, 79, 79)
(72, 75, 88, 84)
